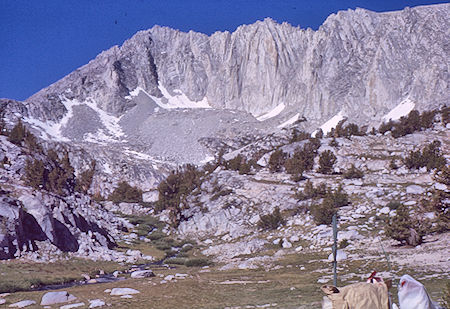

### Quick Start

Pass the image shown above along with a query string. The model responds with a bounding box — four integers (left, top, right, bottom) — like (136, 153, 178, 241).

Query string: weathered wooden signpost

(332, 213, 338, 286)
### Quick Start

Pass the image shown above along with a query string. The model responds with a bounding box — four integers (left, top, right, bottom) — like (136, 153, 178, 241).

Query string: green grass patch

(0, 258, 126, 293)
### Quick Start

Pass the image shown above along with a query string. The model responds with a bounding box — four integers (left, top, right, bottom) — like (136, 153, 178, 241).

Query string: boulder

(406, 185, 425, 195)
(142, 191, 159, 203)
(60, 303, 85, 309)
(282, 239, 292, 248)
(8, 300, 36, 308)
(378, 206, 390, 214)
(110, 288, 140, 296)
(40, 291, 77, 306)
(89, 299, 106, 308)
(130, 270, 155, 278)
(328, 250, 348, 262)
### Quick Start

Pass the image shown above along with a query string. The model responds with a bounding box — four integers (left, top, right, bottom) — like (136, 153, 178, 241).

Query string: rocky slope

(169, 122, 449, 275)
(0, 134, 149, 263)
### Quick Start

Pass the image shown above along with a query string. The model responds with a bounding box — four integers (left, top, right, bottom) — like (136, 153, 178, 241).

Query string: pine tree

(318, 150, 337, 174)
(24, 159, 47, 189)
(8, 119, 26, 145)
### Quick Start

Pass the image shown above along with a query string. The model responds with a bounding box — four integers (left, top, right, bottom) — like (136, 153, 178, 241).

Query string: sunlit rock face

(25, 4, 448, 128)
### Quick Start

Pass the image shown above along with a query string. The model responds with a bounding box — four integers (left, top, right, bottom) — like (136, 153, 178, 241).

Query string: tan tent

(321, 281, 391, 309)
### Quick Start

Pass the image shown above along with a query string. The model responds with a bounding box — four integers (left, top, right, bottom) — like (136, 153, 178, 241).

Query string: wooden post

(332, 213, 338, 286)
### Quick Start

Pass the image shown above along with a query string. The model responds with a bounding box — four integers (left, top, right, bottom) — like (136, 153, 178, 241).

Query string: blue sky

(1, 0, 448, 101)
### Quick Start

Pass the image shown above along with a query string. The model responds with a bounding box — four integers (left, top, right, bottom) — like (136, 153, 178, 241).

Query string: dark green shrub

(23, 130, 42, 153)
(8, 119, 43, 151)
(268, 149, 287, 172)
(343, 164, 364, 179)
(420, 110, 436, 129)
(309, 185, 348, 225)
(238, 160, 252, 175)
(389, 159, 399, 170)
(379, 121, 395, 135)
(338, 239, 349, 249)
(156, 164, 204, 227)
(23, 159, 47, 189)
(284, 151, 306, 181)
(8, 119, 27, 145)
(403, 140, 446, 171)
(386, 201, 402, 210)
(184, 258, 210, 267)
(328, 121, 365, 138)
(434, 165, 450, 186)
(109, 181, 143, 203)
(317, 150, 337, 174)
(8, 118, 43, 151)
(23, 149, 76, 196)
(46, 151, 75, 195)
(284, 140, 320, 180)
(290, 128, 310, 143)
(441, 281, 450, 309)
(310, 198, 338, 225)
(314, 129, 324, 139)
(165, 257, 186, 265)
(329, 138, 339, 148)
(224, 154, 253, 175)
(295, 180, 328, 201)
(307, 137, 322, 152)
(403, 149, 423, 169)
(385, 204, 426, 246)
(257, 207, 285, 230)
(226, 155, 242, 171)
(328, 184, 349, 208)
(421, 190, 449, 233)
(391, 110, 421, 138)
(379, 109, 438, 138)
(442, 106, 450, 125)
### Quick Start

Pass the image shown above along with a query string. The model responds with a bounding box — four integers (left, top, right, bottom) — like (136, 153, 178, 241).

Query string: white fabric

(398, 275, 437, 309)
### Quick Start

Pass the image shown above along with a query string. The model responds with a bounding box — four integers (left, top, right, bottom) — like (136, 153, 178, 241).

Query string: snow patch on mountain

(382, 98, 415, 122)
(277, 113, 300, 129)
(313, 111, 347, 136)
(127, 83, 211, 109)
(24, 97, 125, 144)
(200, 155, 215, 165)
(257, 103, 285, 121)
(24, 98, 80, 142)
(83, 98, 125, 139)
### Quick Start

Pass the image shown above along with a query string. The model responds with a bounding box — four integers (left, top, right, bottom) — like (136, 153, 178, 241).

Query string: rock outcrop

(0, 135, 129, 260)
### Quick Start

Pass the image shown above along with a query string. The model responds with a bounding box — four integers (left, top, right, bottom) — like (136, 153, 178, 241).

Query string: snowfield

(382, 98, 415, 122)
(312, 111, 346, 136)
(277, 113, 300, 129)
(257, 103, 285, 121)
(127, 83, 211, 109)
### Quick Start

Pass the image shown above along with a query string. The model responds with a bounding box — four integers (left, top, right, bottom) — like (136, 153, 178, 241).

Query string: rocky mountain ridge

(23, 3, 449, 128)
